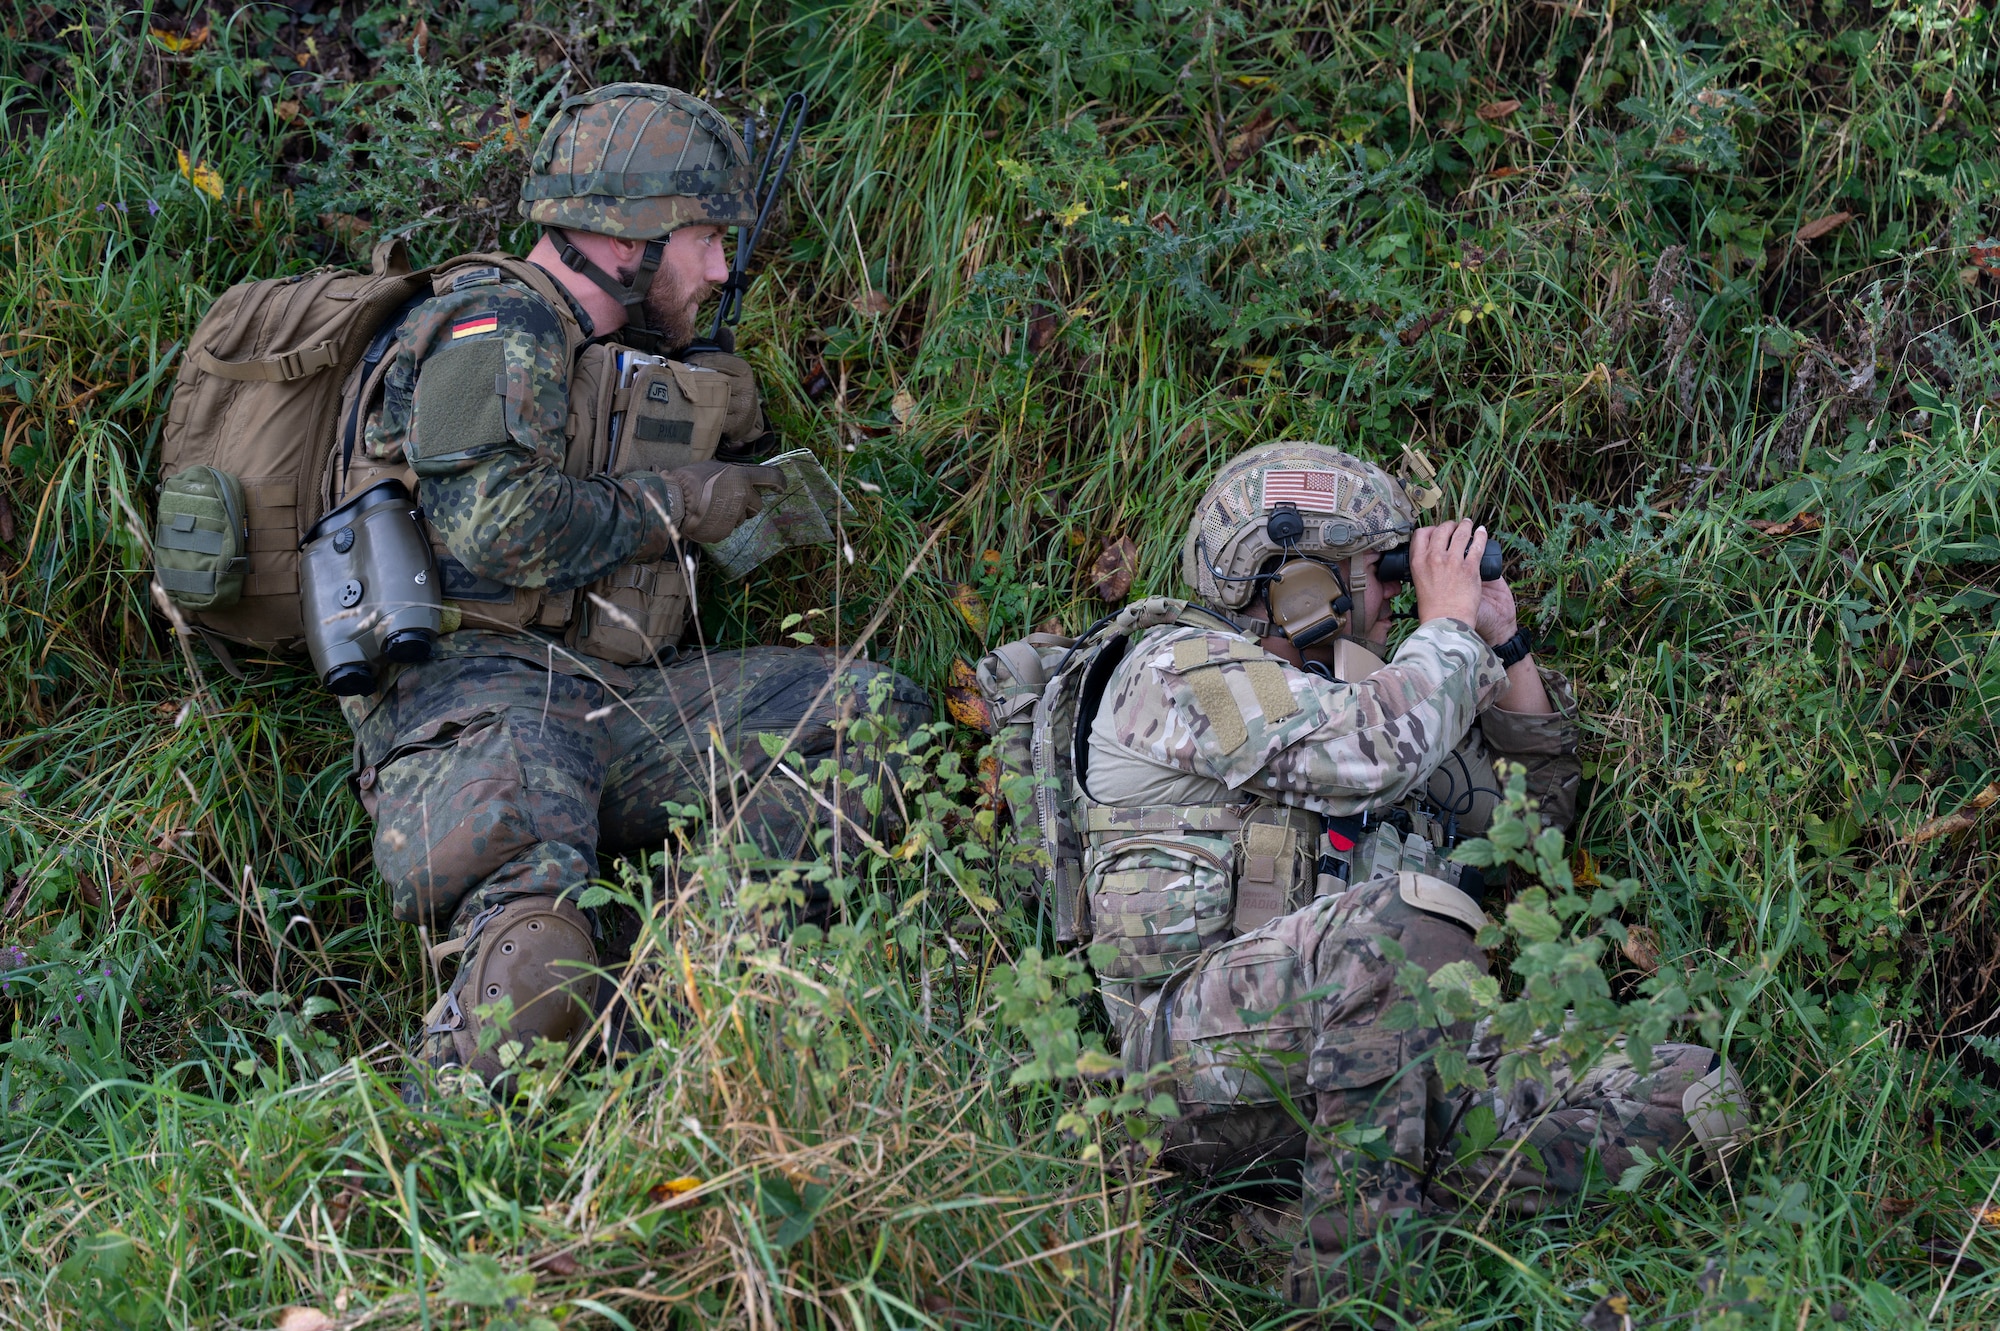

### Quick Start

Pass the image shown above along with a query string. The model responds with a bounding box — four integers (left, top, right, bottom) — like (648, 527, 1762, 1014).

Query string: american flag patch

(451, 315, 499, 339)
(1260, 469, 1346, 512)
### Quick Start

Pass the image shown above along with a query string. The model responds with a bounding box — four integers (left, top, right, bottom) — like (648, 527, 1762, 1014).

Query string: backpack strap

(190, 340, 341, 383)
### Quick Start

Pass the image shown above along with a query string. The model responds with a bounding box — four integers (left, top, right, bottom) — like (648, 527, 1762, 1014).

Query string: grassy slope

(3, 0, 2000, 1326)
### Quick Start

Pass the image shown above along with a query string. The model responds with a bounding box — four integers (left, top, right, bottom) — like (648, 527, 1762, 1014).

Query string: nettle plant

(1387, 764, 1725, 1097)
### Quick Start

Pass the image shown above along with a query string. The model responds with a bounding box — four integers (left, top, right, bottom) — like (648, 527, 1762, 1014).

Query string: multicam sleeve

(1475, 665, 1582, 831)
(1122, 619, 1508, 814)
(400, 284, 678, 591)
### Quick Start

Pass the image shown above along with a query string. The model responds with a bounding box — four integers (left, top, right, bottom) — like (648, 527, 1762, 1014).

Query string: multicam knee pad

(422, 894, 597, 1082)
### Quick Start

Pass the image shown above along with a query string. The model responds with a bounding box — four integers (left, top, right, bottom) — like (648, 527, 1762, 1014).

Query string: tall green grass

(2, 0, 2000, 1325)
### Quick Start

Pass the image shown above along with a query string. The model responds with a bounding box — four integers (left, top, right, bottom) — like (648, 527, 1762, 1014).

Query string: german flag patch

(451, 315, 499, 340)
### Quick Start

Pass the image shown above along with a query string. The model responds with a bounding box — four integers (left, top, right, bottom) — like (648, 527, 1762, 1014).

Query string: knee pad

(433, 896, 597, 1079)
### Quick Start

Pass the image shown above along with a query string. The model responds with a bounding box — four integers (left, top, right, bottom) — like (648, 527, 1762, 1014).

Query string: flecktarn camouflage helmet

(520, 83, 758, 239)
(1181, 442, 1418, 610)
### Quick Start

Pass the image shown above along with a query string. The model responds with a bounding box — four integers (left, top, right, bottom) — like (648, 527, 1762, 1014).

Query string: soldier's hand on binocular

(664, 461, 785, 543)
(1409, 519, 1487, 629)
(1474, 577, 1520, 648)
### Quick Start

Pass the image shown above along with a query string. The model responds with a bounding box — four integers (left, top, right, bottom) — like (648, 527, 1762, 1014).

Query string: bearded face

(640, 261, 711, 350)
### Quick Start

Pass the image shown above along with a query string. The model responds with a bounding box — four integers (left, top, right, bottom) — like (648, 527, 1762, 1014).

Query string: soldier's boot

(419, 895, 598, 1087)
(1683, 1059, 1752, 1177)
(1284, 1218, 1406, 1330)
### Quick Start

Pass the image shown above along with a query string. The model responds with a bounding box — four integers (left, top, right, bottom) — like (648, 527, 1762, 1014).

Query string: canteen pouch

(154, 465, 250, 610)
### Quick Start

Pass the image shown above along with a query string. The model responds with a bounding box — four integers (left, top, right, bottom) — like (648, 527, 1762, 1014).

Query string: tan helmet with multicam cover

(520, 83, 758, 239)
(1180, 442, 1417, 611)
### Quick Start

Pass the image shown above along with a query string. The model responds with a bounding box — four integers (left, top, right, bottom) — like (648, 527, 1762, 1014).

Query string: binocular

(299, 479, 443, 695)
(1376, 541, 1504, 584)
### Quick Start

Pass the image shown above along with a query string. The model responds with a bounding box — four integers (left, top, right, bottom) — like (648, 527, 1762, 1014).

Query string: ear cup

(1265, 560, 1349, 647)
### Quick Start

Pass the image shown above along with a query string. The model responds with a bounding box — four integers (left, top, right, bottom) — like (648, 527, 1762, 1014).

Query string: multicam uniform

(1023, 444, 1738, 1309)
(1092, 611, 1721, 1304)
(339, 84, 930, 1080)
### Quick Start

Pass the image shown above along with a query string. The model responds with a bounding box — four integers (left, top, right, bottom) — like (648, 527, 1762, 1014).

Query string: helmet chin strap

(1343, 554, 1371, 641)
(548, 226, 666, 348)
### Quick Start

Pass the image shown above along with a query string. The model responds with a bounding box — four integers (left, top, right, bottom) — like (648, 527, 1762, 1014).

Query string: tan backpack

(157, 242, 728, 666)
(156, 239, 432, 648)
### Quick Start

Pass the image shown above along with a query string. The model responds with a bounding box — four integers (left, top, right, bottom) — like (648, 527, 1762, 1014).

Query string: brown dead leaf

(1148, 210, 1178, 235)
(536, 1249, 581, 1277)
(1476, 98, 1522, 122)
(944, 659, 993, 732)
(1745, 512, 1821, 538)
(979, 753, 1004, 810)
(948, 583, 988, 634)
(1223, 109, 1278, 175)
(276, 1310, 334, 1331)
(275, 99, 303, 125)
(1906, 782, 2000, 846)
(1027, 305, 1059, 354)
(1621, 924, 1662, 975)
(1792, 211, 1854, 245)
(890, 389, 918, 429)
(1090, 535, 1138, 602)
(1571, 847, 1600, 887)
(851, 290, 892, 317)
(318, 212, 370, 245)
(1971, 237, 2000, 275)
(1035, 616, 1067, 637)
(327, 1177, 364, 1226)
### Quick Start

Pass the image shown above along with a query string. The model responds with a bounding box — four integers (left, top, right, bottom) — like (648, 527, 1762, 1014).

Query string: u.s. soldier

(992, 443, 1742, 1311)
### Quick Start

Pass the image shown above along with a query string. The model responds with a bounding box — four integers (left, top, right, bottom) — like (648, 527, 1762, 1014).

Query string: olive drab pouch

(153, 465, 249, 610)
(565, 356, 729, 664)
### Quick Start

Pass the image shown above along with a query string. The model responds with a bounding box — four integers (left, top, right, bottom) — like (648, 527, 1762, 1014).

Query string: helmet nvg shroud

(1181, 442, 1419, 645)
(520, 83, 758, 344)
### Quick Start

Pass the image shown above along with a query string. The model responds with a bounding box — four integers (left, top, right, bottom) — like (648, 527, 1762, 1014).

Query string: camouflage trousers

(1121, 876, 1735, 1309)
(348, 645, 932, 1045)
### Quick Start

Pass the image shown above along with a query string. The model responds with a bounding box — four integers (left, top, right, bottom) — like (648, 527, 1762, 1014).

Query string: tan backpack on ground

(156, 239, 431, 648)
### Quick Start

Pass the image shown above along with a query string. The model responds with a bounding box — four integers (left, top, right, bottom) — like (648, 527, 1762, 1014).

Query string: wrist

(1479, 620, 1519, 648)
(1489, 627, 1533, 668)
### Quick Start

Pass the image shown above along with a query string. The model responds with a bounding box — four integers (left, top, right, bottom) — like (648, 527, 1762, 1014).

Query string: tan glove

(680, 350, 768, 448)
(663, 461, 783, 543)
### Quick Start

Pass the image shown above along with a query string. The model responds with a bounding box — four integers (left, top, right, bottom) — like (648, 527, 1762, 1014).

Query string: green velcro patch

(411, 337, 508, 469)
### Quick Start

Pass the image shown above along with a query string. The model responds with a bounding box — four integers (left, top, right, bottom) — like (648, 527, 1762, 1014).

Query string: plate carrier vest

(977, 598, 1470, 999)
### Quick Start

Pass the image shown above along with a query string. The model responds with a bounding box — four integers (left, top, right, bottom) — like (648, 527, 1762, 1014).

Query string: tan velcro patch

(1242, 661, 1299, 723)
(1183, 666, 1248, 754)
(1172, 636, 1210, 671)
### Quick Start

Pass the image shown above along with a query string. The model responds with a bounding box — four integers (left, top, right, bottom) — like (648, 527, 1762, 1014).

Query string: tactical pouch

(568, 355, 728, 665)
(154, 465, 249, 610)
(1081, 803, 1249, 986)
(1234, 804, 1322, 934)
(974, 633, 1075, 849)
